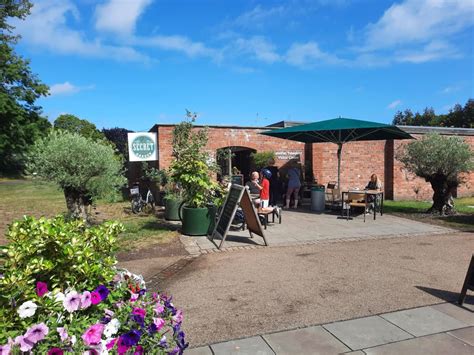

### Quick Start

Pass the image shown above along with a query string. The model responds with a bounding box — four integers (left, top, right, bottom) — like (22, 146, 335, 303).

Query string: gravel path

(158, 232, 473, 347)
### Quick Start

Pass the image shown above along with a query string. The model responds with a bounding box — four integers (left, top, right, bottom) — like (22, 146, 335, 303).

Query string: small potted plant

(170, 110, 219, 236)
(163, 179, 183, 221)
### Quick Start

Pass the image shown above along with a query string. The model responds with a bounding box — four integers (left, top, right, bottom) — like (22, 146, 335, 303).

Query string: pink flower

(154, 303, 164, 314)
(48, 348, 64, 355)
(63, 291, 81, 313)
(25, 323, 49, 343)
(0, 340, 12, 355)
(132, 307, 146, 317)
(130, 292, 139, 302)
(14, 335, 34, 352)
(153, 318, 165, 331)
(172, 309, 183, 324)
(80, 291, 92, 309)
(104, 309, 115, 317)
(81, 324, 104, 346)
(90, 291, 102, 305)
(134, 345, 144, 355)
(36, 281, 49, 297)
(116, 337, 130, 354)
(106, 338, 117, 350)
(57, 327, 68, 342)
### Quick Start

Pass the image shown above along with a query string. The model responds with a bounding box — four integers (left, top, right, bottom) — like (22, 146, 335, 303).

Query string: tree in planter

(28, 131, 126, 220)
(396, 133, 473, 214)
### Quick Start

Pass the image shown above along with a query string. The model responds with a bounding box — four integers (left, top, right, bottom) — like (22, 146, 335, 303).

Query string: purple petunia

(80, 291, 92, 309)
(121, 330, 141, 347)
(94, 285, 110, 301)
(36, 281, 49, 297)
(63, 291, 81, 313)
(25, 323, 49, 343)
(47, 348, 64, 355)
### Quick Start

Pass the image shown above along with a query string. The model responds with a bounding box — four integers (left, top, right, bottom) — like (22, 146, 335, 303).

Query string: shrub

(251, 151, 275, 171)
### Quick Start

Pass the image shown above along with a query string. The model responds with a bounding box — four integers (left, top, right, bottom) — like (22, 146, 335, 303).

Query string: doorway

(217, 146, 256, 183)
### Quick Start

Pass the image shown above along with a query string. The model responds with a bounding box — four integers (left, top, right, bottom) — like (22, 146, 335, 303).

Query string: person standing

(265, 158, 280, 206)
(285, 160, 302, 209)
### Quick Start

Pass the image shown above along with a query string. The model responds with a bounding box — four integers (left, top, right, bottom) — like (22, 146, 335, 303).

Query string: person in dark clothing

(265, 158, 280, 206)
(245, 171, 261, 195)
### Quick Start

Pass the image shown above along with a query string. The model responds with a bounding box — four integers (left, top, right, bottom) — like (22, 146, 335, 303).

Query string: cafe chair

(346, 191, 368, 222)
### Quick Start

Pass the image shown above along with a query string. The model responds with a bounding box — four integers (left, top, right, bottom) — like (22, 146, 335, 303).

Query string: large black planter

(180, 205, 216, 236)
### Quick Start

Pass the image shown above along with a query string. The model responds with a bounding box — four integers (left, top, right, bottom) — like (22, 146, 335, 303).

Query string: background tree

(396, 133, 473, 214)
(102, 127, 131, 159)
(54, 114, 105, 141)
(28, 131, 126, 220)
(0, 0, 50, 175)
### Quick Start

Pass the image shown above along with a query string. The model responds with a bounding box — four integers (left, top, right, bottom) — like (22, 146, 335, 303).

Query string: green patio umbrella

(260, 117, 413, 188)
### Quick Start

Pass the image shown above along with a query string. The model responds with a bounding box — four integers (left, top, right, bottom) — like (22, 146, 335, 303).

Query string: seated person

(365, 174, 382, 213)
(245, 172, 261, 195)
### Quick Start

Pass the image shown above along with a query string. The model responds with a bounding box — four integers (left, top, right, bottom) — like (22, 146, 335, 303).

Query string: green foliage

(102, 126, 131, 159)
(141, 162, 168, 186)
(0, 0, 50, 174)
(251, 151, 275, 171)
(392, 99, 474, 128)
(170, 110, 219, 208)
(27, 131, 126, 218)
(0, 216, 124, 306)
(54, 114, 106, 141)
(396, 133, 473, 184)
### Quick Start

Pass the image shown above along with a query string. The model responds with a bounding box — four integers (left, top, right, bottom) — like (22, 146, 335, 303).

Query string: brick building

(144, 122, 473, 201)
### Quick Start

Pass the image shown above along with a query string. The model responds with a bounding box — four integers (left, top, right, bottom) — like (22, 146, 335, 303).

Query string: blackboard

(231, 175, 244, 186)
(211, 185, 266, 249)
(458, 254, 474, 306)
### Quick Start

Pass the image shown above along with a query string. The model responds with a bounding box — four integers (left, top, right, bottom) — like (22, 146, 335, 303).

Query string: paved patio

(187, 302, 474, 354)
(180, 208, 454, 254)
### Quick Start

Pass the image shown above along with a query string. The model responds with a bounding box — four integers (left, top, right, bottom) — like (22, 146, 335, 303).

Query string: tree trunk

(64, 187, 91, 221)
(427, 174, 457, 215)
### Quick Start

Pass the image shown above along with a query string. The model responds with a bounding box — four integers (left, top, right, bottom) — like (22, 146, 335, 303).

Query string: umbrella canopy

(261, 117, 413, 188)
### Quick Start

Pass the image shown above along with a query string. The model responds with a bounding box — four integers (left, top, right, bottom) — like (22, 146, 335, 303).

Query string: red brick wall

(155, 125, 306, 173)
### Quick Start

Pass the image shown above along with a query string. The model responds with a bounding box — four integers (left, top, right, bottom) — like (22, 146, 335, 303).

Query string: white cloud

(387, 100, 402, 109)
(286, 41, 345, 68)
(49, 82, 94, 96)
(441, 85, 462, 94)
(14, 0, 150, 62)
(393, 40, 461, 63)
(231, 36, 281, 63)
(232, 5, 286, 29)
(95, 0, 153, 36)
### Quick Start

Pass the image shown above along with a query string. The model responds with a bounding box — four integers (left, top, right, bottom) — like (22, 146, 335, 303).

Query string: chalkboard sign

(231, 174, 244, 186)
(211, 185, 267, 249)
(458, 254, 474, 306)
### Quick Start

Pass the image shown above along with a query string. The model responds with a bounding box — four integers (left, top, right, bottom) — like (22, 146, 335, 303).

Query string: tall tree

(397, 133, 473, 214)
(0, 0, 50, 174)
(54, 114, 105, 141)
(102, 127, 131, 159)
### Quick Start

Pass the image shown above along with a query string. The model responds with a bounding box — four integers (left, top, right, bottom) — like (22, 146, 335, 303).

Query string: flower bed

(0, 216, 188, 354)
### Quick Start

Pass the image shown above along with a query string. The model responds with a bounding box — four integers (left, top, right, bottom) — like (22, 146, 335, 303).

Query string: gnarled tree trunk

(427, 174, 457, 215)
(64, 187, 91, 221)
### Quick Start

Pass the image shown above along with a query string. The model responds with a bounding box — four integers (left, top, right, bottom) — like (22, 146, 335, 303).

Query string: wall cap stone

(398, 125, 474, 136)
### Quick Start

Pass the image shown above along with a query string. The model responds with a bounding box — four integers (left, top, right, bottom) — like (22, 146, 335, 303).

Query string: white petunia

(103, 318, 120, 338)
(17, 301, 38, 319)
(54, 292, 65, 303)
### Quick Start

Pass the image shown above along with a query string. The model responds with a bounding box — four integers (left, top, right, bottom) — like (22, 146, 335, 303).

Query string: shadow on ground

(416, 285, 474, 305)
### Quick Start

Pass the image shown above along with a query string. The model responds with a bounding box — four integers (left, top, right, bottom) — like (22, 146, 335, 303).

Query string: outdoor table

(341, 189, 384, 220)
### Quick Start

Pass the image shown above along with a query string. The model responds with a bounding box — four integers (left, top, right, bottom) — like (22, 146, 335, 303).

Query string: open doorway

(217, 146, 256, 184)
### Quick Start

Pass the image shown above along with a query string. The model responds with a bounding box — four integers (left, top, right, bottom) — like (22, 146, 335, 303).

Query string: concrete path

(187, 302, 474, 354)
(180, 209, 453, 254)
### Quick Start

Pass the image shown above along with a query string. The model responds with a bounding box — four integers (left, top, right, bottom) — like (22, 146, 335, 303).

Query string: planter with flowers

(0, 216, 188, 354)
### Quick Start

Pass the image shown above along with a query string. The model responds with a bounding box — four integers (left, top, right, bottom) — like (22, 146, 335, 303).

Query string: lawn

(0, 179, 180, 250)
(384, 197, 474, 231)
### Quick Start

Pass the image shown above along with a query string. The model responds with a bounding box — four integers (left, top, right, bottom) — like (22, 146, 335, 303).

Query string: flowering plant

(0, 270, 187, 354)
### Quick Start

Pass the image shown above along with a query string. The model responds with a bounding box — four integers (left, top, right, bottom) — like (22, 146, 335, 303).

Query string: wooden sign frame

(210, 185, 267, 249)
(458, 254, 474, 306)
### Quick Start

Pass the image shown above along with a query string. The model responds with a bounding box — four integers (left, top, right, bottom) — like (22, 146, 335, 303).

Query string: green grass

(0, 179, 179, 250)
(384, 197, 474, 231)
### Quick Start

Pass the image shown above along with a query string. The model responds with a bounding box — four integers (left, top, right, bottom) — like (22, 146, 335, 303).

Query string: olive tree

(397, 133, 473, 214)
(28, 131, 126, 220)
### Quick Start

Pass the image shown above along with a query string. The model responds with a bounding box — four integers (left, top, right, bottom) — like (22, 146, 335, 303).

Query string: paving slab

(381, 306, 467, 337)
(448, 327, 474, 346)
(431, 303, 474, 326)
(323, 316, 412, 350)
(363, 332, 472, 355)
(263, 326, 349, 354)
(185, 346, 213, 355)
(343, 352, 365, 355)
(210, 336, 274, 355)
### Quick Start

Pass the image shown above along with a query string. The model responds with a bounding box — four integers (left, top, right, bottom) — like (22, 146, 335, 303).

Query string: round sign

(131, 136, 155, 159)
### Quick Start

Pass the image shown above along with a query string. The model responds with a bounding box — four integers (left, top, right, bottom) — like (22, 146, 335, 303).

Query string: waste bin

(311, 186, 325, 212)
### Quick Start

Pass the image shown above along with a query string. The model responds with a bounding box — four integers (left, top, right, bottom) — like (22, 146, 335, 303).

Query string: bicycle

(130, 187, 155, 214)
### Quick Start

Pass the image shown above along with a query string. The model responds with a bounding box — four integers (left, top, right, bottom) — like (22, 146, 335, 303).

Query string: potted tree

(163, 179, 183, 221)
(170, 111, 219, 235)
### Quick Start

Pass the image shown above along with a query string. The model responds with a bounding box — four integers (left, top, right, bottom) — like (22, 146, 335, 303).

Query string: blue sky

(12, 0, 474, 131)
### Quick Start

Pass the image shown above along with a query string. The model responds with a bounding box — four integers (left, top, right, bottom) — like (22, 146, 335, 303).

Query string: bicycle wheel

(131, 200, 141, 214)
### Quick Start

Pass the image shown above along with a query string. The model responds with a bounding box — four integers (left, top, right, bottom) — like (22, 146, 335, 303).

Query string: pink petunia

(81, 324, 104, 346)
(153, 318, 165, 331)
(116, 337, 130, 355)
(25, 323, 49, 343)
(154, 303, 164, 314)
(129, 292, 139, 302)
(14, 335, 34, 352)
(47, 348, 64, 355)
(106, 338, 117, 350)
(63, 291, 81, 313)
(172, 309, 183, 324)
(132, 307, 146, 317)
(133, 345, 144, 355)
(80, 291, 92, 309)
(90, 291, 102, 305)
(36, 282, 49, 297)
(57, 327, 68, 342)
(0, 340, 12, 355)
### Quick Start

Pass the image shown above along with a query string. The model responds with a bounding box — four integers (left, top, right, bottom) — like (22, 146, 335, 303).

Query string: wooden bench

(257, 208, 281, 229)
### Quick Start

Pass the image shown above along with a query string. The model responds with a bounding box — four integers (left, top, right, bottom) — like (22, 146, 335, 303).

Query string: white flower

(17, 301, 38, 318)
(103, 319, 120, 338)
(63, 291, 81, 313)
(54, 292, 65, 303)
(71, 335, 77, 345)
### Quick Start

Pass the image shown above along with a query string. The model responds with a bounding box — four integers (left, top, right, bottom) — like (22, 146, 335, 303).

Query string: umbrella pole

(337, 143, 342, 189)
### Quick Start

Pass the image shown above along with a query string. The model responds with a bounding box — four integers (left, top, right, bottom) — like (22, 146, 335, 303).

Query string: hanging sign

(128, 132, 158, 162)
